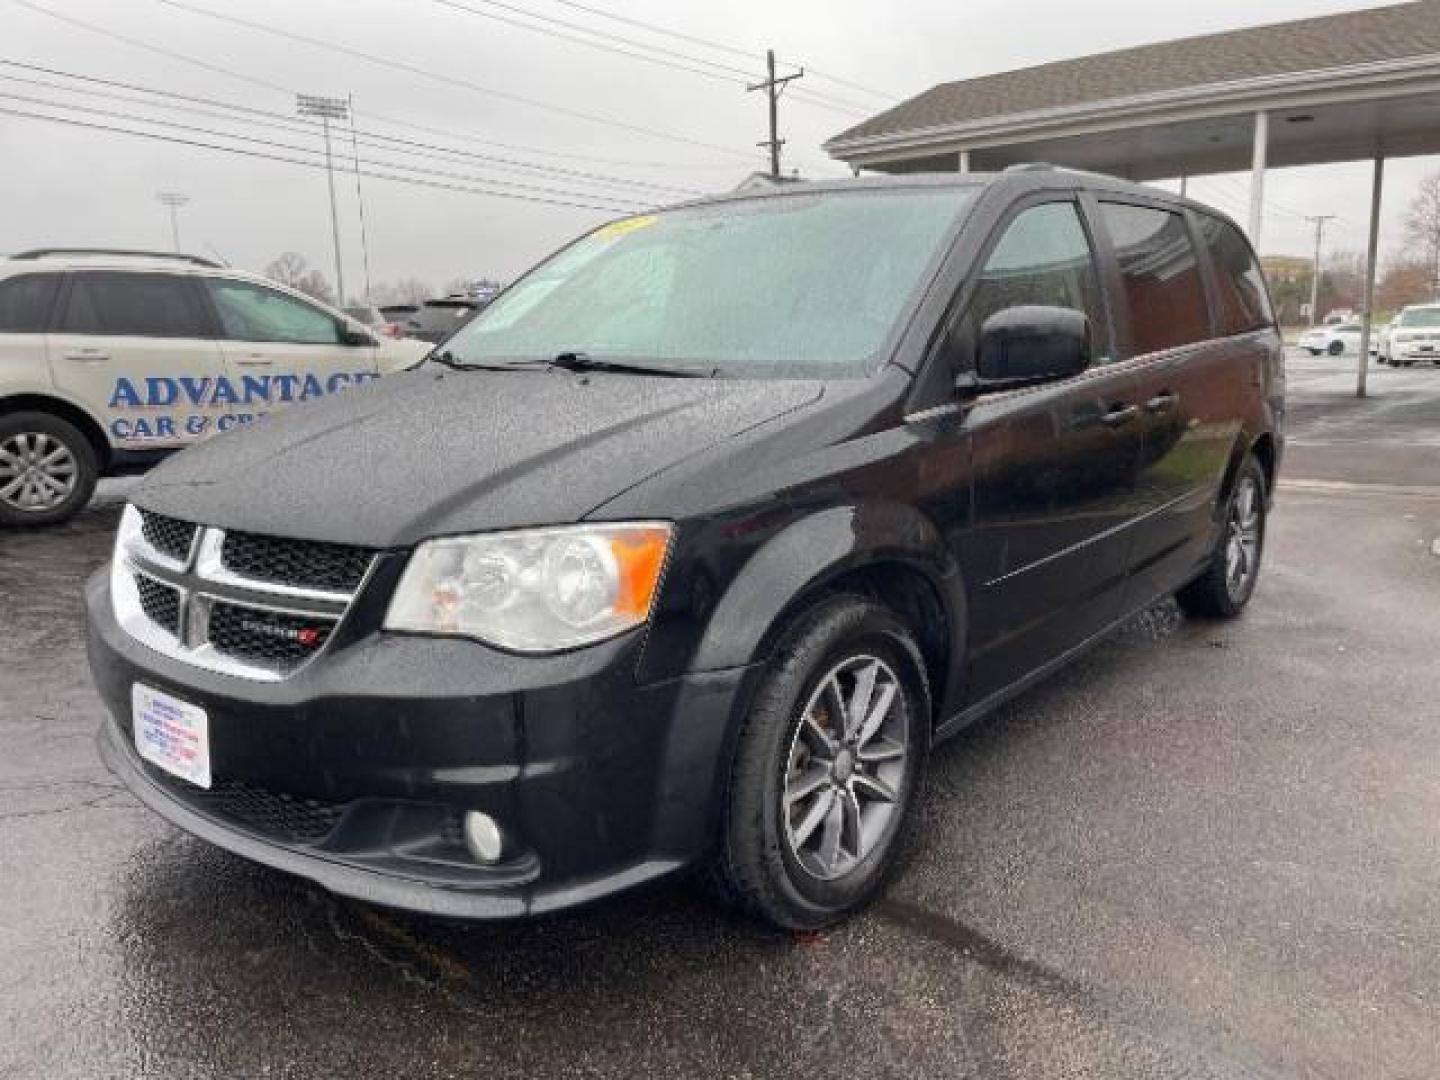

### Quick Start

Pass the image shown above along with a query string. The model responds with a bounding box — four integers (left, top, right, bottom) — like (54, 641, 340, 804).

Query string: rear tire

(1176, 456, 1266, 619)
(1327, 340, 1344, 356)
(0, 411, 99, 527)
(708, 595, 930, 930)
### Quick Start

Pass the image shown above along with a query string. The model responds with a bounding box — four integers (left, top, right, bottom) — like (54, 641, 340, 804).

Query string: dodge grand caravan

(87, 171, 1284, 929)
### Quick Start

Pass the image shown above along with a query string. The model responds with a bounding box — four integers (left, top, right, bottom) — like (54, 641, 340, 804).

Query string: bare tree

(293, 270, 336, 306)
(1404, 171, 1440, 301)
(264, 251, 309, 289)
(1376, 259, 1433, 313)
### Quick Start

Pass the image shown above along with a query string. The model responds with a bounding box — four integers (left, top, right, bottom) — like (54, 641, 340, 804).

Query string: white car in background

(0, 248, 430, 525)
(1299, 322, 1363, 356)
(1377, 303, 1440, 366)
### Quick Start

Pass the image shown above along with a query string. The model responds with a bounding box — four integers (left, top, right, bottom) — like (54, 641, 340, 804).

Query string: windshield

(442, 187, 974, 378)
(1397, 308, 1440, 328)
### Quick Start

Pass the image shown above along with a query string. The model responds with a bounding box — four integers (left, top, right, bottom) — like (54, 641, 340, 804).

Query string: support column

(1248, 110, 1268, 248)
(1356, 155, 1385, 400)
(958, 149, 971, 174)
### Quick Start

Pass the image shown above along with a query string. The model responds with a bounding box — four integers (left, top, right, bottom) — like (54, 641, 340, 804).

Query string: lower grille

(135, 575, 181, 637)
(151, 769, 347, 844)
(207, 602, 336, 673)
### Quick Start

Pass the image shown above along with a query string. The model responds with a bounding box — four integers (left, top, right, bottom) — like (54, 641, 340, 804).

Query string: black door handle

(1145, 391, 1179, 413)
(1101, 403, 1139, 428)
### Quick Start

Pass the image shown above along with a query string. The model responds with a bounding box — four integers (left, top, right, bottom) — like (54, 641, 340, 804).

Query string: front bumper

(86, 569, 751, 918)
(1392, 341, 1440, 361)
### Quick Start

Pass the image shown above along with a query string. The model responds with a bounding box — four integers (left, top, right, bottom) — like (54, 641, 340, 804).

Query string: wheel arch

(689, 503, 968, 726)
(1216, 429, 1278, 519)
(0, 393, 111, 470)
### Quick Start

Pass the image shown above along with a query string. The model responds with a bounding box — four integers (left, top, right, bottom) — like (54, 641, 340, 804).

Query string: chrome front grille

(112, 506, 375, 681)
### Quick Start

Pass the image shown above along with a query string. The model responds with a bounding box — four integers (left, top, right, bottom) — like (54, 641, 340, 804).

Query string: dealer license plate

(132, 683, 212, 789)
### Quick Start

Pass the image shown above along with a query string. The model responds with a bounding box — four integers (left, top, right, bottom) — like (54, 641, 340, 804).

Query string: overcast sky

(2, 0, 1435, 300)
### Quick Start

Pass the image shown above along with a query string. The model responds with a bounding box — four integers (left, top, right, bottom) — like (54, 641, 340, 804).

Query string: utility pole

(347, 93, 373, 306)
(156, 191, 189, 252)
(747, 50, 803, 179)
(1305, 214, 1336, 325)
(297, 93, 349, 305)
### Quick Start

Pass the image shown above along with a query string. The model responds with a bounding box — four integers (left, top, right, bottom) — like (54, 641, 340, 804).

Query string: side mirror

(342, 327, 378, 347)
(972, 305, 1090, 389)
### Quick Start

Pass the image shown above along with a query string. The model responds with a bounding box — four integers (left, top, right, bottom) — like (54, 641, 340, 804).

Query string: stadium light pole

(156, 191, 189, 252)
(297, 93, 348, 305)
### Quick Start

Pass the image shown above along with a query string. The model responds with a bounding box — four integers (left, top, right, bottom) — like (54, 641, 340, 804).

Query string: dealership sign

(105, 370, 381, 441)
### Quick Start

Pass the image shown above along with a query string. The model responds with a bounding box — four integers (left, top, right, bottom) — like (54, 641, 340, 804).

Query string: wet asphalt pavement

(2, 350, 1438, 1078)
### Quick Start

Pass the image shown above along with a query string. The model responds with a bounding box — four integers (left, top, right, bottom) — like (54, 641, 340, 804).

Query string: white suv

(1378, 303, 1440, 366)
(0, 249, 430, 525)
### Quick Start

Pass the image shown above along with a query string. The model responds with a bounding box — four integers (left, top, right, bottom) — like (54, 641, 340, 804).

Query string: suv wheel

(1327, 340, 1345, 356)
(0, 412, 99, 526)
(1176, 456, 1266, 619)
(710, 595, 930, 929)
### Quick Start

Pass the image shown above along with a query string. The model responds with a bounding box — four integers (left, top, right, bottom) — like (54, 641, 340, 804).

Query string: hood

(376, 337, 432, 372)
(134, 368, 824, 548)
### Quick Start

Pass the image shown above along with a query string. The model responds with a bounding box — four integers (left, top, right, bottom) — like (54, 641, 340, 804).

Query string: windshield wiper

(428, 350, 524, 372)
(544, 351, 715, 378)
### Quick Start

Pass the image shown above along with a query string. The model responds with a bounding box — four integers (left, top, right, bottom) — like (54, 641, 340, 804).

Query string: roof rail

(1002, 162, 1055, 172)
(9, 247, 225, 268)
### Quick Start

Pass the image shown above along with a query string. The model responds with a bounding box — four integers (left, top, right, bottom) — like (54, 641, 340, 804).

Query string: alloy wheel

(782, 654, 909, 882)
(0, 432, 78, 513)
(1224, 475, 1262, 601)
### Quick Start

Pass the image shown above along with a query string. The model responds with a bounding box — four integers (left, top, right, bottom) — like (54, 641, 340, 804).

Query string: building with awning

(824, 0, 1440, 394)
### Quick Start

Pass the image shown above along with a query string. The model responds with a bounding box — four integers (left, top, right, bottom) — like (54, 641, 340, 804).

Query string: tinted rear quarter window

(1197, 215, 1273, 334)
(0, 273, 61, 332)
(1100, 203, 1211, 354)
(58, 271, 211, 338)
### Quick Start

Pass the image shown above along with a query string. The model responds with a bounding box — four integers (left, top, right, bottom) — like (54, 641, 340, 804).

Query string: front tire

(709, 596, 930, 930)
(0, 412, 99, 527)
(1176, 456, 1267, 619)
(1327, 340, 1345, 356)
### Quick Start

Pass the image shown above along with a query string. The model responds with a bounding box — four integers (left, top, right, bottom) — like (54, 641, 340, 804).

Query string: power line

(152, 0, 755, 160)
(0, 88, 659, 209)
(8, 0, 748, 168)
(431, 0, 757, 83)
(0, 99, 647, 213)
(430, 0, 876, 115)
(532, 0, 901, 101)
(0, 61, 707, 196)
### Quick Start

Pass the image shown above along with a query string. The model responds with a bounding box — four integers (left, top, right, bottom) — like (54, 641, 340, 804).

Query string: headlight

(384, 522, 672, 652)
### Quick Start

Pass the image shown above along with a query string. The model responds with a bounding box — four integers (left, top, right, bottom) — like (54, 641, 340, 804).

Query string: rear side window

(1100, 203, 1211, 354)
(0, 273, 60, 332)
(58, 271, 211, 338)
(968, 201, 1112, 363)
(1197, 215, 1273, 333)
(203, 279, 343, 345)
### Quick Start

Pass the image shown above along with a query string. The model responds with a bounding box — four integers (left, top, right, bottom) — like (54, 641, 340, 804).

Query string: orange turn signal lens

(608, 526, 672, 619)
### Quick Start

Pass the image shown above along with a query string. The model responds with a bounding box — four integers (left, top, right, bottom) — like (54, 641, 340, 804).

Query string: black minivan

(87, 170, 1283, 929)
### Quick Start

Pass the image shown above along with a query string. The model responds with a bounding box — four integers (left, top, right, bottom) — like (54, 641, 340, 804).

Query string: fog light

(462, 811, 504, 864)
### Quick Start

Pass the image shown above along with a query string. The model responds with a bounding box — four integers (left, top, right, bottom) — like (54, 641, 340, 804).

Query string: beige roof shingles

(827, 0, 1440, 147)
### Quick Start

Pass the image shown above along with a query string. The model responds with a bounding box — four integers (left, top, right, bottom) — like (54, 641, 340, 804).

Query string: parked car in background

(1377, 303, 1440, 366)
(401, 295, 485, 344)
(343, 304, 404, 339)
(0, 248, 429, 525)
(1299, 322, 1362, 356)
(88, 172, 1283, 929)
(378, 303, 419, 332)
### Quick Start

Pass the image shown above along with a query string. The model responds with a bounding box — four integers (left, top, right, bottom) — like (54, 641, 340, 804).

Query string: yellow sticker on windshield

(594, 215, 657, 239)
